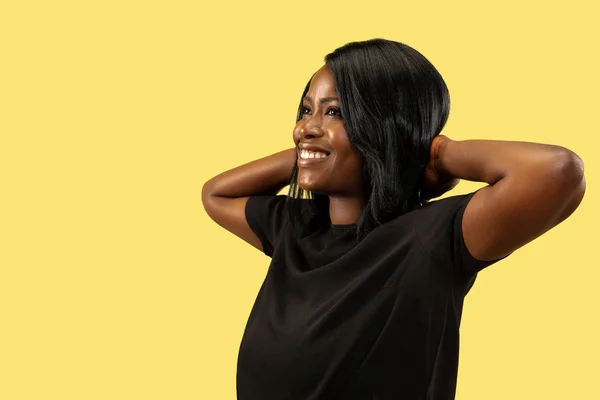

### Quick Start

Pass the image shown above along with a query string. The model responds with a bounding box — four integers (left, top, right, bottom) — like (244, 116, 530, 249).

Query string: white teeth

(299, 149, 328, 159)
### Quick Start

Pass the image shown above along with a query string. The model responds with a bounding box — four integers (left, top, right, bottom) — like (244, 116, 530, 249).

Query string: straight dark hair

(287, 38, 451, 243)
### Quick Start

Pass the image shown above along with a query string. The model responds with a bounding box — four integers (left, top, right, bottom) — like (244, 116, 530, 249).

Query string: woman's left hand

(420, 135, 460, 203)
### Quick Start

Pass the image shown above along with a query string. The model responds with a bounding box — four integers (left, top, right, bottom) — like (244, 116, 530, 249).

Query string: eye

(301, 106, 311, 116)
(326, 107, 341, 117)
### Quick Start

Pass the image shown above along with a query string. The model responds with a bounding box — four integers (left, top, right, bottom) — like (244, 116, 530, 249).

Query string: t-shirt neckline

(330, 223, 357, 230)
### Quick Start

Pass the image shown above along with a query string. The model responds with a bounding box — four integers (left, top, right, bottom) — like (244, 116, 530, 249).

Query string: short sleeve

(412, 189, 511, 277)
(245, 195, 289, 257)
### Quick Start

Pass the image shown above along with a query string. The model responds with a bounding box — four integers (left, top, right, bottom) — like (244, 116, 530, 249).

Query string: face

(293, 65, 367, 196)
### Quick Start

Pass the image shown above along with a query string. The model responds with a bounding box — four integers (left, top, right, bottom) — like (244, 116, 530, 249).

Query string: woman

(202, 39, 586, 400)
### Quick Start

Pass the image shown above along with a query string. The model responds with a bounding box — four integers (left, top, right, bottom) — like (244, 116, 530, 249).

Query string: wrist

(434, 135, 454, 177)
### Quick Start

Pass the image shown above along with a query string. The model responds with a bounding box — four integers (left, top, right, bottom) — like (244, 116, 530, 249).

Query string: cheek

(338, 145, 364, 171)
(329, 153, 363, 183)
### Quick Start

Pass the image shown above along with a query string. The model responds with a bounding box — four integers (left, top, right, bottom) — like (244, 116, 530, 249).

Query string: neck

(328, 194, 367, 225)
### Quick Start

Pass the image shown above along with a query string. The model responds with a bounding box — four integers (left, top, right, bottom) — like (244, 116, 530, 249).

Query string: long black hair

(287, 38, 451, 242)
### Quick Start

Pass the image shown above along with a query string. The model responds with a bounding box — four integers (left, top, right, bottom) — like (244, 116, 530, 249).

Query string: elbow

(202, 180, 222, 222)
(555, 148, 585, 188)
(201, 179, 216, 207)
(554, 149, 586, 218)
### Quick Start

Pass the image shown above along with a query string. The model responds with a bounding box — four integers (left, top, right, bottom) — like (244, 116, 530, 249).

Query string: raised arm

(202, 148, 297, 251)
(433, 136, 586, 262)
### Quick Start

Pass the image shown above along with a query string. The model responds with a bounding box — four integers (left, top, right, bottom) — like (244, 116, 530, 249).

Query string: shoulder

(410, 190, 493, 275)
(411, 189, 511, 276)
(376, 191, 477, 253)
(245, 194, 320, 256)
(409, 190, 477, 236)
(409, 191, 478, 244)
(415, 191, 477, 220)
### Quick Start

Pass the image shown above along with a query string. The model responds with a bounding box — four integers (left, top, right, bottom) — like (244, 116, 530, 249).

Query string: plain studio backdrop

(1, 1, 598, 399)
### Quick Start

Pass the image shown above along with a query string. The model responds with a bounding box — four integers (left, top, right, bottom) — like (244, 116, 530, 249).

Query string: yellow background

(1, 1, 598, 399)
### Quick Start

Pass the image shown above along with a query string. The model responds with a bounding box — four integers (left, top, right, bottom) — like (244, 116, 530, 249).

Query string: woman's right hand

(420, 135, 460, 203)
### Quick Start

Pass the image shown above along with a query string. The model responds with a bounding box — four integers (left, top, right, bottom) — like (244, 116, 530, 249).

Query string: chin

(298, 179, 326, 195)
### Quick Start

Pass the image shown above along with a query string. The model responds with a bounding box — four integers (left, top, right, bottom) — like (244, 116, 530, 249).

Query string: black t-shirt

(237, 190, 509, 400)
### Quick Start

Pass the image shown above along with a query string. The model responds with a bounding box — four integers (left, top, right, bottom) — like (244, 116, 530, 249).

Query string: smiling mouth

(297, 149, 331, 167)
(298, 149, 331, 160)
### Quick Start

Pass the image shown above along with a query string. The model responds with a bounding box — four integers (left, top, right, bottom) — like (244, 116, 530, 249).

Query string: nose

(298, 116, 325, 139)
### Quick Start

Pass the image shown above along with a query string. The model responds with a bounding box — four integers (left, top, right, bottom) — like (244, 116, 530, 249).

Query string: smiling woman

(201, 38, 585, 400)
(291, 64, 369, 228)
(284, 40, 453, 245)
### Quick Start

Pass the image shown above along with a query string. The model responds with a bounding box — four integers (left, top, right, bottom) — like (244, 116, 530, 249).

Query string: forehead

(307, 65, 338, 95)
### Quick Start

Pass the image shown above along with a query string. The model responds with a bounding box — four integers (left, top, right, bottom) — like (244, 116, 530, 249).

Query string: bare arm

(202, 148, 297, 251)
(435, 137, 586, 262)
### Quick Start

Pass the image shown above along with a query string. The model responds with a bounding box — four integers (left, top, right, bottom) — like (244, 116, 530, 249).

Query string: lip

(297, 148, 331, 167)
(298, 143, 331, 154)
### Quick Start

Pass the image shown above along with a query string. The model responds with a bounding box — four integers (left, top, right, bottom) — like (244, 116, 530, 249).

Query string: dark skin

(203, 64, 586, 262)
(293, 65, 369, 225)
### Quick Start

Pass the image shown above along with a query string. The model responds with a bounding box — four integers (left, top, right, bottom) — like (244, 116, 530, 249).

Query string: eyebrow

(302, 96, 340, 105)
